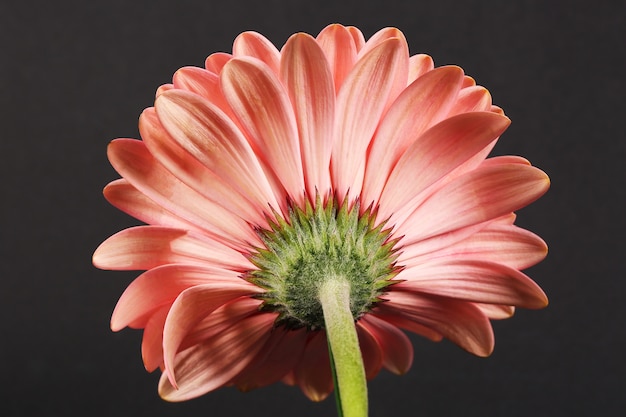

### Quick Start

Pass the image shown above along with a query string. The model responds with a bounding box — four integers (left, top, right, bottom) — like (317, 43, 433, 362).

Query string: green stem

(319, 277, 368, 417)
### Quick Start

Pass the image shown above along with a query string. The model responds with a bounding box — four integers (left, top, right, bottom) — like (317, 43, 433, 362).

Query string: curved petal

(380, 291, 495, 356)
(408, 54, 434, 84)
(205, 52, 232, 73)
(141, 305, 169, 371)
(362, 66, 465, 205)
(356, 322, 383, 380)
(294, 331, 333, 401)
(395, 259, 548, 308)
(232, 31, 281, 75)
(159, 312, 275, 401)
(448, 86, 493, 115)
(155, 90, 283, 213)
(280, 33, 335, 198)
(346, 26, 365, 51)
(475, 303, 515, 320)
(316, 24, 358, 92)
(172, 66, 232, 114)
(93, 226, 251, 272)
(359, 314, 413, 375)
(221, 57, 305, 206)
(399, 163, 550, 244)
(379, 112, 511, 221)
(331, 38, 407, 199)
(111, 264, 259, 332)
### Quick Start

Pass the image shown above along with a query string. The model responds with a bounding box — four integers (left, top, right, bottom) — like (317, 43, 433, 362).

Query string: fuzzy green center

(246, 196, 400, 330)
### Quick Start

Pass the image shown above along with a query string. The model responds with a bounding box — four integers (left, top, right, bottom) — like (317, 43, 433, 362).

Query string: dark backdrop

(1, 1, 624, 416)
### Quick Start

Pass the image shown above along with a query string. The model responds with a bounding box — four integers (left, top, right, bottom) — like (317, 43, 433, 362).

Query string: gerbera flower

(93, 24, 549, 412)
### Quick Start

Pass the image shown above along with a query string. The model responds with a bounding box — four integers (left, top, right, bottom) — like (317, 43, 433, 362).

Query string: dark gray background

(1, 0, 624, 416)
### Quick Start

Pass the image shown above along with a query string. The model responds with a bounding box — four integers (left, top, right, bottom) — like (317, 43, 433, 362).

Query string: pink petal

(107, 138, 258, 245)
(159, 312, 275, 401)
(399, 163, 550, 244)
(172, 66, 232, 115)
(379, 112, 511, 222)
(221, 57, 305, 206)
(371, 307, 443, 342)
(316, 24, 358, 92)
(395, 259, 548, 308)
(359, 315, 413, 375)
(475, 304, 515, 320)
(379, 291, 495, 356)
(110, 264, 259, 332)
(154, 89, 283, 212)
(356, 322, 383, 380)
(205, 52, 232, 73)
(232, 31, 281, 75)
(462, 75, 476, 88)
(358, 27, 407, 58)
(448, 86, 493, 115)
(331, 38, 408, 199)
(408, 54, 434, 84)
(294, 331, 333, 402)
(280, 33, 335, 198)
(93, 225, 251, 271)
(141, 305, 169, 371)
(346, 26, 366, 51)
(362, 66, 465, 206)
(156, 83, 174, 97)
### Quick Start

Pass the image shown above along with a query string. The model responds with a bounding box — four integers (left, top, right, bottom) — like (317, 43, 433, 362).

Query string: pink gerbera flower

(93, 24, 549, 410)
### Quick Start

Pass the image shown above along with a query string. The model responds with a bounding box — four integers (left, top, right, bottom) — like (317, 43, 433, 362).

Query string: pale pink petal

(205, 52, 232, 73)
(399, 163, 550, 244)
(395, 259, 548, 308)
(156, 83, 174, 97)
(359, 315, 413, 375)
(232, 31, 281, 75)
(475, 304, 515, 320)
(159, 312, 275, 401)
(448, 86, 493, 115)
(110, 264, 258, 332)
(92, 226, 251, 272)
(379, 112, 511, 221)
(221, 57, 305, 206)
(356, 322, 383, 380)
(232, 327, 308, 391)
(480, 155, 530, 167)
(346, 26, 365, 51)
(141, 305, 169, 371)
(379, 291, 495, 356)
(294, 331, 333, 402)
(408, 54, 435, 84)
(362, 66, 465, 206)
(280, 33, 335, 197)
(172, 66, 232, 114)
(331, 38, 407, 198)
(462, 75, 476, 88)
(154, 89, 282, 212)
(107, 138, 258, 245)
(316, 24, 358, 92)
(371, 307, 443, 342)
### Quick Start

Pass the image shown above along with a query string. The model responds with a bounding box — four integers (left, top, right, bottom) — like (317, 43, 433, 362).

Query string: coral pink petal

(362, 66, 465, 205)
(408, 54, 435, 84)
(448, 86, 493, 115)
(402, 223, 548, 270)
(359, 315, 413, 375)
(316, 24, 358, 92)
(395, 259, 548, 308)
(346, 26, 366, 51)
(356, 322, 383, 380)
(155, 89, 282, 212)
(205, 52, 232, 73)
(232, 327, 308, 391)
(111, 264, 258, 332)
(280, 33, 335, 198)
(380, 112, 511, 221)
(358, 27, 407, 58)
(141, 305, 169, 371)
(221, 57, 305, 205)
(399, 163, 550, 244)
(172, 67, 232, 114)
(294, 332, 333, 402)
(158, 312, 275, 401)
(475, 304, 515, 320)
(372, 308, 443, 342)
(93, 226, 251, 272)
(162, 285, 265, 388)
(107, 139, 257, 246)
(156, 83, 174, 97)
(331, 38, 407, 198)
(380, 292, 495, 356)
(232, 31, 281, 75)
(462, 76, 476, 88)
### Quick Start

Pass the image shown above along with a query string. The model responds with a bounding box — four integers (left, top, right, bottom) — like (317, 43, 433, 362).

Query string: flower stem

(319, 277, 368, 417)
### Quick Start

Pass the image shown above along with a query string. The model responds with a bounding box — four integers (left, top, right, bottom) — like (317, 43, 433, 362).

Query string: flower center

(246, 196, 400, 330)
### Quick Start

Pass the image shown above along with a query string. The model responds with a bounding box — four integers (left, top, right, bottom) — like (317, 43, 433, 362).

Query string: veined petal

(205, 52, 232, 73)
(93, 226, 251, 271)
(359, 315, 413, 375)
(172, 66, 232, 114)
(110, 264, 258, 332)
(448, 86, 493, 115)
(399, 163, 550, 244)
(280, 33, 335, 198)
(362, 66, 465, 206)
(316, 24, 358, 92)
(232, 31, 281, 75)
(159, 312, 275, 401)
(221, 57, 305, 206)
(356, 322, 384, 380)
(475, 304, 515, 320)
(331, 38, 407, 199)
(141, 305, 169, 371)
(380, 291, 495, 356)
(346, 26, 366, 51)
(294, 331, 333, 401)
(408, 54, 435, 84)
(395, 259, 548, 308)
(379, 112, 511, 221)
(155, 89, 282, 212)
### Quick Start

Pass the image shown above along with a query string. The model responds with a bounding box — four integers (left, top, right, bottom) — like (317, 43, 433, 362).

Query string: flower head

(93, 24, 549, 403)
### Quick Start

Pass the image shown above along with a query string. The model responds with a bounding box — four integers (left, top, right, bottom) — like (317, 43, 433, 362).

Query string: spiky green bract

(246, 195, 401, 330)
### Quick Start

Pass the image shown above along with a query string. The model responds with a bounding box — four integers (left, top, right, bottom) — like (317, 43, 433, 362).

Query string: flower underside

(247, 195, 400, 330)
